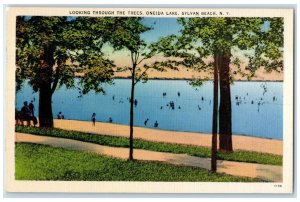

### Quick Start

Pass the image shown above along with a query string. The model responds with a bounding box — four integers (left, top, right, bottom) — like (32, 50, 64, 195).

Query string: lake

(16, 79, 283, 140)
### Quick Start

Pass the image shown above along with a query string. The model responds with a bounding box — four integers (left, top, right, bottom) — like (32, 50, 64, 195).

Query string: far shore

(74, 74, 284, 82)
(52, 119, 283, 155)
(112, 77, 284, 82)
(74, 66, 283, 81)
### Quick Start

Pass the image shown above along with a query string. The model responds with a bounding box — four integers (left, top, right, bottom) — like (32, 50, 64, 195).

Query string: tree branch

(136, 57, 146, 65)
(134, 66, 150, 85)
(51, 62, 61, 95)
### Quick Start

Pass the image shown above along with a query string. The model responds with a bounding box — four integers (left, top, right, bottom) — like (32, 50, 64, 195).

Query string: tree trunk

(129, 66, 136, 161)
(211, 54, 219, 172)
(218, 52, 233, 152)
(38, 45, 55, 128)
(39, 82, 53, 127)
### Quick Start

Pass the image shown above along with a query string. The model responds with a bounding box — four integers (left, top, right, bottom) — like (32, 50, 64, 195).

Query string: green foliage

(16, 16, 73, 92)
(16, 143, 258, 181)
(152, 17, 284, 82)
(16, 16, 124, 95)
(16, 126, 282, 165)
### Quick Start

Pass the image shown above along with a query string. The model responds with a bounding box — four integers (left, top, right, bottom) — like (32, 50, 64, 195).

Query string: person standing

(21, 101, 31, 126)
(91, 113, 96, 126)
(144, 118, 149, 126)
(28, 100, 35, 117)
(29, 100, 38, 126)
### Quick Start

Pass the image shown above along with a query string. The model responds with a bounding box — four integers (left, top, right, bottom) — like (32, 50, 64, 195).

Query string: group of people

(129, 98, 138, 107)
(91, 113, 113, 126)
(144, 118, 159, 128)
(166, 101, 176, 110)
(16, 101, 66, 127)
(15, 101, 37, 127)
(163, 91, 180, 97)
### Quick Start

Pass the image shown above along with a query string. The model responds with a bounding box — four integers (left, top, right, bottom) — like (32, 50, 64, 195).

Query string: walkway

(16, 133, 282, 182)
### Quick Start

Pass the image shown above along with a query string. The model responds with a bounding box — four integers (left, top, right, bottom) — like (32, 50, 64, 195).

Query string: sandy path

(53, 119, 282, 155)
(15, 133, 282, 182)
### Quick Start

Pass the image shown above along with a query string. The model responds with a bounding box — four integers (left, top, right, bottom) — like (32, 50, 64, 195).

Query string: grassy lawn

(15, 143, 258, 181)
(16, 126, 282, 166)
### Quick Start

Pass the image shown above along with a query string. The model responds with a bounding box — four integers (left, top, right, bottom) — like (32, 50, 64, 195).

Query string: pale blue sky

(141, 18, 182, 43)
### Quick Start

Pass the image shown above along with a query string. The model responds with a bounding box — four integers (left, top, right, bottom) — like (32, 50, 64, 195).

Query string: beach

(53, 119, 282, 155)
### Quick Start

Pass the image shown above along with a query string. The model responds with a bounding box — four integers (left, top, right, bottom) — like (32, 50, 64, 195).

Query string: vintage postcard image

(5, 7, 294, 193)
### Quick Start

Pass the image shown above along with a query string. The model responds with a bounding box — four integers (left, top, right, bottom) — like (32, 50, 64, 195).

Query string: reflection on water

(16, 79, 283, 139)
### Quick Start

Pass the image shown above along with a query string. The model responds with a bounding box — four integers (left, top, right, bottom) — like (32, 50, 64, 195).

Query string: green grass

(15, 125, 282, 166)
(15, 143, 258, 181)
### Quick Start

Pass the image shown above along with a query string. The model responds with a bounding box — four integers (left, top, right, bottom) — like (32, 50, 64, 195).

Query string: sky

(141, 18, 182, 43)
(101, 18, 182, 66)
(24, 16, 272, 67)
(102, 17, 271, 67)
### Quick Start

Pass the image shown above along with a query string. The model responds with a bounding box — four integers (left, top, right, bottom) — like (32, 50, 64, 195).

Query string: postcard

(5, 7, 294, 193)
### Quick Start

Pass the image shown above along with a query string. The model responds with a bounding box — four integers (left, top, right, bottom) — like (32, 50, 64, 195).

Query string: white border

(4, 6, 294, 194)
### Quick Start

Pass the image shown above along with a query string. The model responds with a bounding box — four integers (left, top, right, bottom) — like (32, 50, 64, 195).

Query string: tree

(16, 16, 120, 127)
(151, 17, 283, 171)
(106, 18, 174, 160)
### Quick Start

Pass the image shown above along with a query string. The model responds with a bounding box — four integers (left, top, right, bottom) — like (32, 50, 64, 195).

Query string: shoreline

(74, 73, 283, 82)
(112, 77, 284, 82)
(52, 119, 283, 155)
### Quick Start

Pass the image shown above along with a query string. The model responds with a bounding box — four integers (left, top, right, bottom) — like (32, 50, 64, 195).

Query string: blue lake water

(16, 79, 283, 140)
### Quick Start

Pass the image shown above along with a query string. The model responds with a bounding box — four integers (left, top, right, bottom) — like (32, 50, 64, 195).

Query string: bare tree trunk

(218, 52, 233, 152)
(211, 54, 219, 172)
(129, 65, 136, 161)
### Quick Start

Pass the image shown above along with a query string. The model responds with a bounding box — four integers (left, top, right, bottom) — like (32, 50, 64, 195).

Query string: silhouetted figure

(21, 101, 31, 126)
(112, 95, 115, 100)
(201, 96, 204, 101)
(160, 106, 163, 110)
(251, 100, 254, 104)
(32, 116, 38, 127)
(154, 121, 158, 128)
(29, 100, 35, 117)
(91, 113, 96, 126)
(168, 101, 172, 109)
(177, 92, 180, 97)
(144, 118, 149, 126)
(29, 100, 37, 126)
(57, 112, 64, 119)
(134, 99, 138, 107)
(178, 106, 181, 109)
(108, 117, 113, 123)
(169, 101, 175, 110)
(273, 96, 276, 101)
(257, 102, 261, 112)
(198, 105, 201, 110)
